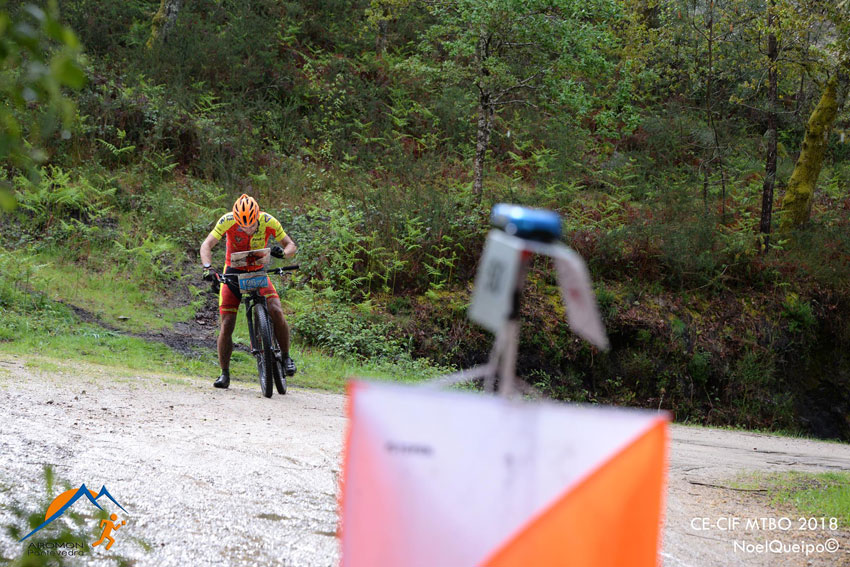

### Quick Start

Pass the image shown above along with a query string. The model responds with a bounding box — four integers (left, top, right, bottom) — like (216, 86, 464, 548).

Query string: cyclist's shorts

(218, 270, 278, 315)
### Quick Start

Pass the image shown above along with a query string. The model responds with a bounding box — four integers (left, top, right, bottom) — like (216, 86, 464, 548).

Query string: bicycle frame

(242, 289, 269, 358)
(218, 266, 298, 356)
(217, 264, 298, 350)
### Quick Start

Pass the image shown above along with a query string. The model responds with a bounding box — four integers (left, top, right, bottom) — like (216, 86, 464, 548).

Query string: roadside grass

(0, 306, 446, 393)
(2, 248, 204, 334)
(733, 471, 850, 528)
(24, 359, 61, 373)
(1, 242, 452, 393)
(0, 353, 195, 388)
(0, 317, 212, 377)
(676, 421, 846, 444)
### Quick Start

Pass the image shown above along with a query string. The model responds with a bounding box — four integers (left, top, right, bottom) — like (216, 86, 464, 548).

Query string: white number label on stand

(468, 231, 524, 334)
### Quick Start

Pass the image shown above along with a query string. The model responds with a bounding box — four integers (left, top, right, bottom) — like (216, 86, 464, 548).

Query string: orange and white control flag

(340, 381, 669, 567)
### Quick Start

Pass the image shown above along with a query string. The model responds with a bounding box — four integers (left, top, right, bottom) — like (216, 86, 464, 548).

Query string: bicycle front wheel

(253, 303, 275, 398)
(272, 342, 287, 395)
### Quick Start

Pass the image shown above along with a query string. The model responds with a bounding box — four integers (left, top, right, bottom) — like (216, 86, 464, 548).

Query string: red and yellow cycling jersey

(209, 212, 288, 270)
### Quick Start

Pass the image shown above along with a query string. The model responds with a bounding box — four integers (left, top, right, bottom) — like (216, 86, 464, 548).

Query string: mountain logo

(19, 484, 128, 544)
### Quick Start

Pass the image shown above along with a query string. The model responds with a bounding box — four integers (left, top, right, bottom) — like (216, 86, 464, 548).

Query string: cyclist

(200, 194, 297, 389)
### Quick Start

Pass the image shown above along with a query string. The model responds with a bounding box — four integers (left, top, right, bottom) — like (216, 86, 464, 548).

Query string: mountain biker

(199, 194, 297, 389)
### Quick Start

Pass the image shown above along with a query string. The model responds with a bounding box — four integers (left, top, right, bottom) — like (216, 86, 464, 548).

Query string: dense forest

(2, 0, 849, 439)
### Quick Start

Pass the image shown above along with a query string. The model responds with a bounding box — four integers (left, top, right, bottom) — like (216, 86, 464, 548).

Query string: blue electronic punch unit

(490, 204, 562, 242)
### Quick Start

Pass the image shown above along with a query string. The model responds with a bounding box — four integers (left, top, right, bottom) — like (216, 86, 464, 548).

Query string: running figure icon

(91, 513, 126, 551)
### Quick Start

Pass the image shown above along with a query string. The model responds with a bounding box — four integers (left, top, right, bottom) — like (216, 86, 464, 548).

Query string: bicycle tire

(272, 344, 287, 395)
(253, 303, 275, 398)
(271, 330, 287, 395)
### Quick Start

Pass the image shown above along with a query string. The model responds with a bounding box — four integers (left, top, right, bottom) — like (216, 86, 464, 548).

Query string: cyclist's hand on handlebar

(270, 245, 285, 259)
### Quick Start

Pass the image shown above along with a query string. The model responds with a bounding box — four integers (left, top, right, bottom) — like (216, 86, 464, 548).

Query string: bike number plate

(237, 273, 270, 292)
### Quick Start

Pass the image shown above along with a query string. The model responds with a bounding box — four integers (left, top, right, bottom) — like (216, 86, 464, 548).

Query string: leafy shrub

(530, 368, 590, 402)
(288, 186, 485, 299)
(780, 223, 850, 290)
(726, 352, 794, 429)
(656, 217, 720, 288)
(782, 293, 816, 334)
(294, 301, 405, 360)
(76, 76, 249, 181)
(112, 232, 180, 283)
(60, 0, 151, 55)
(144, 0, 290, 89)
(14, 166, 115, 233)
(687, 350, 711, 390)
(594, 283, 618, 319)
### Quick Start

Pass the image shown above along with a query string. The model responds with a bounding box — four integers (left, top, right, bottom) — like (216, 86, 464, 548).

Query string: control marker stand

(429, 227, 609, 397)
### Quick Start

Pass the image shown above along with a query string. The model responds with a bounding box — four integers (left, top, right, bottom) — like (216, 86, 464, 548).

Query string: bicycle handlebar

(212, 265, 299, 283)
(268, 265, 300, 274)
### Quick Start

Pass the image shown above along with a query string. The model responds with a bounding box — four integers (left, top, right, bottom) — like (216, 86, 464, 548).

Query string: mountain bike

(214, 264, 298, 398)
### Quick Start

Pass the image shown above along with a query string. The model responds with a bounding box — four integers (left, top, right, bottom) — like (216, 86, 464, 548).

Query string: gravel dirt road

(1, 353, 848, 566)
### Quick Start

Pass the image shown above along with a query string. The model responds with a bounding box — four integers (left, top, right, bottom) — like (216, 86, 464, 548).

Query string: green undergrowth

(0, 330, 440, 392)
(0, 262, 447, 390)
(734, 471, 850, 528)
(1, 247, 202, 334)
(0, 309, 442, 392)
(0, 302, 211, 378)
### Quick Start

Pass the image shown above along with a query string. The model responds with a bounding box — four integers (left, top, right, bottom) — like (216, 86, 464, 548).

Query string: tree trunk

(703, 3, 727, 219)
(760, 4, 778, 251)
(472, 33, 493, 201)
(473, 95, 493, 201)
(780, 70, 849, 229)
(639, 1, 661, 29)
(147, 0, 183, 49)
(376, 19, 388, 55)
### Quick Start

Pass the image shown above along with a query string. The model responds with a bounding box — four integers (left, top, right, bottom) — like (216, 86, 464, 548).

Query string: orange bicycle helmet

(232, 194, 259, 227)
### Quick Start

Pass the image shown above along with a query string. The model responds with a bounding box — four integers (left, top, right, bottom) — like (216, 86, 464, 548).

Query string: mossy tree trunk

(147, 0, 183, 49)
(780, 69, 849, 229)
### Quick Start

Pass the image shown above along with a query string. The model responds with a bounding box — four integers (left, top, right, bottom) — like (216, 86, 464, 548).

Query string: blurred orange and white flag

(340, 381, 668, 567)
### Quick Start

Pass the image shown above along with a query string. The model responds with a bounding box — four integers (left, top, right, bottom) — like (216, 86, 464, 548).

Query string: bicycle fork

(245, 297, 260, 357)
(244, 296, 282, 361)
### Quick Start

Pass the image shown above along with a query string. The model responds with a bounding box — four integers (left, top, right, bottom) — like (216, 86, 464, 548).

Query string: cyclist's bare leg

(266, 297, 290, 355)
(218, 312, 237, 370)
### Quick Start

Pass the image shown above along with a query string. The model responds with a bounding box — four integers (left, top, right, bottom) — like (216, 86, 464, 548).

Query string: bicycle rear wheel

(253, 303, 275, 398)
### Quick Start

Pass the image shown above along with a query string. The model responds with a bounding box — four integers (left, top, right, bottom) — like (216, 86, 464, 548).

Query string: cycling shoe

(213, 371, 230, 389)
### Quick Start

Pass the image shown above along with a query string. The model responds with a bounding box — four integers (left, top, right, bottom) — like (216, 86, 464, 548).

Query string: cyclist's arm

(280, 234, 297, 259)
(202, 214, 234, 267)
(265, 213, 296, 258)
(200, 232, 220, 267)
